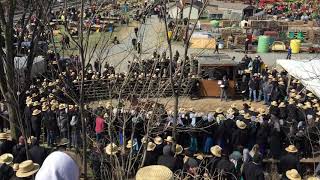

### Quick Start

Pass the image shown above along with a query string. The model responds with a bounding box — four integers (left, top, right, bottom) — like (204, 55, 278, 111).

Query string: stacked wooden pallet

(74, 78, 192, 101)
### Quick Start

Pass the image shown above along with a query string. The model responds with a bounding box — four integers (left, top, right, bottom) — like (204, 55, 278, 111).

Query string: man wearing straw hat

(0, 133, 15, 155)
(31, 109, 42, 141)
(142, 142, 157, 166)
(279, 145, 301, 177)
(0, 153, 14, 179)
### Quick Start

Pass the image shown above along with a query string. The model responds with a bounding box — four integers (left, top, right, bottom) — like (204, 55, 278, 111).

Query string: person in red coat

(95, 114, 105, 141)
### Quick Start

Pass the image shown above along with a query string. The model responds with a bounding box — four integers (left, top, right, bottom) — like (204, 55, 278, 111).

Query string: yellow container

(290, 39, 301, 54)
(168, 31, 173, 40)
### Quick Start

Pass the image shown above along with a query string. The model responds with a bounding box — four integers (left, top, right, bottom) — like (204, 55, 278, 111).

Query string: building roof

(196, 54, 239, 66)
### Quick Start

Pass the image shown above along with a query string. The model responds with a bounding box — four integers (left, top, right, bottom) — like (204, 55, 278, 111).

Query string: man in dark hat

(242, 153, 264, 180)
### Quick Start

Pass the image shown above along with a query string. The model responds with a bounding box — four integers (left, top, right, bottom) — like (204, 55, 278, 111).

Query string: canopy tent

(277, 59, 320, 98)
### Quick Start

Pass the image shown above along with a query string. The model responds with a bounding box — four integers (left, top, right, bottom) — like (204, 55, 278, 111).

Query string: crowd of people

(1, 51, 320, 179)
(2, 0, 320, 179)
(260, 1, 319, 21)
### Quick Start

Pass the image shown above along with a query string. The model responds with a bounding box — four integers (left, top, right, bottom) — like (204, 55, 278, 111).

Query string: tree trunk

(7, 104, 18, 140)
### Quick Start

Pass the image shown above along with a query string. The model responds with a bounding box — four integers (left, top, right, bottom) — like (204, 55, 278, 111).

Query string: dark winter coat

(216, 156, 236, 179)
(12, 144, 27, 163)
(208, 156, 222, 175)
(28, 145, 47, 166)
(269, 128, 282, 159)
(31, 115, 41, 134)
(242, 162, 265, 180)
(231, 128, 249, 148)
(43, 111, 59, 132)
(279, 153, 301, 174)
(279, 107, 288, 120)
(143, 151, 157, 166)
(157, 155, 177, 171)
(0, 140, 15, 155)
(0, 163, 14, 180)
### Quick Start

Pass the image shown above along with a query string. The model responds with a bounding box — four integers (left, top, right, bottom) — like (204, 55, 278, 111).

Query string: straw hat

(285, 169, 301, 180)
(295, 94, 302, 100)
(307, 177, 320, 180)
(312, 99, 318, 103)
(40, 97, 46, 103)
(249, 107, 255, 112)
(0, 133, 8, 140)
(313, 103, 319, 108)
(33, 101, 40, 106)
(292, 79, 297, 83)
(59, 103, 66, 110)
(16, 160, 40, 178)
(215, 107, 223, 114)
(57, 138, 69, 147)
(51, 104, 58, 111)
(175, 144, 183, 155)
(304, 102, 312, 109)
(290, 89, 296, 93)
(307, 93, 314, 98)
(42, 105, 49, 112)
(147, 142, 156, 151)
(0, 153, 13, 164)
(257, 108, 266, 114)
(239, 110, 245, 115)
(210, 145, 222, 157)
(244, 69, 251, 74)
(279, 102, 286, 108)
(279, 81, 284, 85)
(136, 165, 173, 180)
(227, 108, 235, 115)
(154, 136, 163, 145)
(126, 140, 136, 149)
(106, 101, 113, 109)
(285, 145, 298, 153)
(68, 105, 75, 110)
(216, 114, 225, 121)
(236, 120, 247, 129)
(231, 103, 238, 109)
(271, 101, 278, 106)
(297, 103, 303, 108)
(164, 136, 173, 143)
(288, 99, 295, 104)
(243, 113, 251, 120)
(104, 143, 119, 155)
(32, 109, 41, 116)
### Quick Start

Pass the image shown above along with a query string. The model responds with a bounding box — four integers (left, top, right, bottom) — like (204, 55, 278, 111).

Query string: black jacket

(242, 162, 265, 180)
(0, 163, 14, 180)
(157, 155, 177, 171)
(28, 145, 47, 166)
(12, 144, 27, 163)
(231, 128, 249, 148)
(143, 151, 157, 166)
(31, 115, 41, 132)
(0, 140, 15, 155)
(216, 156, 236, 179)
(279, 153, 301, 174)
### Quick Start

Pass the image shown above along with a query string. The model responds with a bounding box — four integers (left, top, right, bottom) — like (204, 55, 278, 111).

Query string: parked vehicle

(271, 41, 286, 51)
(309, 44, 320, 53)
